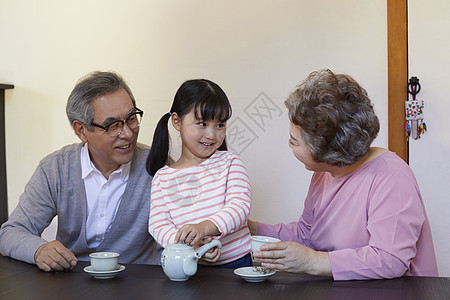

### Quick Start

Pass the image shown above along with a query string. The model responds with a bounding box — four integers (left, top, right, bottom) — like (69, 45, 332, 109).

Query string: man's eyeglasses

(91, 108, 143, 137)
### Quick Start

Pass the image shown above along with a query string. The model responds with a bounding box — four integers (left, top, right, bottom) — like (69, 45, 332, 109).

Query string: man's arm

(0, 161, 77, 271)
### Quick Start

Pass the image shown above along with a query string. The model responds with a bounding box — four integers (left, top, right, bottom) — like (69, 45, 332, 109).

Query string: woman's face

(288, 122, 326, 172)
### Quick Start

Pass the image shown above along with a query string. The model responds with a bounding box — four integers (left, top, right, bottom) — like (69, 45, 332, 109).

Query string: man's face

(83, 88, 139, 178)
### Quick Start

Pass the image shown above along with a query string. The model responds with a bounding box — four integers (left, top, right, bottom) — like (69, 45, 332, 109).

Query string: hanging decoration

(405, 76, 427, 140)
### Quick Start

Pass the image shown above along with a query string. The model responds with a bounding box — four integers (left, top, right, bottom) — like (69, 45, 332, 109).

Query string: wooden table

(0, 255, 449, 300)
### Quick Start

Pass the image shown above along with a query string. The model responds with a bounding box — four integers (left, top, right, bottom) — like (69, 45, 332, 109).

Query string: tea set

(161, 239, 222, 281)
(84, 235, 279, 282)
(84, 252, 125, 279)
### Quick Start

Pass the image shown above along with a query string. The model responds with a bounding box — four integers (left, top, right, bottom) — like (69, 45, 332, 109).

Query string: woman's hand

(253, 241, 332, 277)
(175, 220, 219, 246)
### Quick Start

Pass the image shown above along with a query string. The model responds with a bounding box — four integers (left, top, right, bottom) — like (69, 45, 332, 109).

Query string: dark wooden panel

(0, 84, 14, 225)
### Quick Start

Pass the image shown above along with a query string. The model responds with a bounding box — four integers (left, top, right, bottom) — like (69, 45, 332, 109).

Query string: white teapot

(161, 239, 222, 281)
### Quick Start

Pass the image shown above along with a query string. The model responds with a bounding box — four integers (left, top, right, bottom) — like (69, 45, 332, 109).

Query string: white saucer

(234, 266, 276, 282)
(83, 265, 125, 279)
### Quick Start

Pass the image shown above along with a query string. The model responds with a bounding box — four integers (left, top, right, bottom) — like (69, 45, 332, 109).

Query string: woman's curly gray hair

(285, 69, 380, 167)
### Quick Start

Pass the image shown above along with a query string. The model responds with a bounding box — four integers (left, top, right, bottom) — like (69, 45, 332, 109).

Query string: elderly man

(0, 71, 161, 271)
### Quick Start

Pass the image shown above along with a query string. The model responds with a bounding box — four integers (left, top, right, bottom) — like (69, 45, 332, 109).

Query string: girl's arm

(207, 155, 252, 237)
(148, 177, 179, 247)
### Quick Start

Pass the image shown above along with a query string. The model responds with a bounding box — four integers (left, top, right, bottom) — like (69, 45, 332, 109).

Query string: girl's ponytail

(146, 112, 172, 176)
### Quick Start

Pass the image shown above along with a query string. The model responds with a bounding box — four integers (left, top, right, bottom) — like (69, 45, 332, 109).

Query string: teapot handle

(195, 239, 222, 259)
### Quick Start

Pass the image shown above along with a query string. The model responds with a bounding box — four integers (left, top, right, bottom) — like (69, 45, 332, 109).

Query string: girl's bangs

(194, 96, 231, 122)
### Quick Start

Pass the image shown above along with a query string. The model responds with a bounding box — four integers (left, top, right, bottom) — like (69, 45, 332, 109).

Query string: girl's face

(172, 108, 227, 164)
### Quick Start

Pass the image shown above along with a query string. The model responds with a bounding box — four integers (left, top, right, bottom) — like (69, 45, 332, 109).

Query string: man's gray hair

(66, 71, 136, 131)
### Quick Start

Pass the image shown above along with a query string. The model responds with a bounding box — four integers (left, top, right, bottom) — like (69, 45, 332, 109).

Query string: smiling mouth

(117, 144, 130, 150)
(200, 142, 213, 147)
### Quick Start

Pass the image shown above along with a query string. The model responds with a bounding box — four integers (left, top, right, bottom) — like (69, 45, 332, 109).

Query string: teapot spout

(183, 254, 198, 277)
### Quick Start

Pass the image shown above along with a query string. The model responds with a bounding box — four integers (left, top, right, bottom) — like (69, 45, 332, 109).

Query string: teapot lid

(164, 243, 193, 250)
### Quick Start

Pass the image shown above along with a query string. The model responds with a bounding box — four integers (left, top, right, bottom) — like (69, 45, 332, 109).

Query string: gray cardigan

(0, 143, 162, 265)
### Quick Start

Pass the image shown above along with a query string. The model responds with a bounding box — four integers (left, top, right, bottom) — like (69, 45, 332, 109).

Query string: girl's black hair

(146, 79, 232, 176)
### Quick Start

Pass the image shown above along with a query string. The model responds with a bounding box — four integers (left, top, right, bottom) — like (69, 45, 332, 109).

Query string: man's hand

(34, 240, 77, 272)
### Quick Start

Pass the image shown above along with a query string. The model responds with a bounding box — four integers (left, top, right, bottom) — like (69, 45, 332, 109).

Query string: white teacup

(251, 235, 281, 253)
(251, 236, 280, 272)
(89, 252, 120, 271)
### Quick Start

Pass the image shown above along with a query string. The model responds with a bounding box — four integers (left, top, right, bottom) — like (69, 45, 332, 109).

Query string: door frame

(387, 0, 408, 163)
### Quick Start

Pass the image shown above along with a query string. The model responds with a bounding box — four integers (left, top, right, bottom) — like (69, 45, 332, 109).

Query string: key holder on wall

(405, 76, 427, 140)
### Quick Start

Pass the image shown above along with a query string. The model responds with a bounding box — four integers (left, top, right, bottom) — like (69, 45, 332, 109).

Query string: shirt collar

(80, 143, 131, 182)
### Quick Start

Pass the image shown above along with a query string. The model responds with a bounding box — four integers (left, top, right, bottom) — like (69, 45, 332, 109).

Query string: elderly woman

(249, 69, 438, 280)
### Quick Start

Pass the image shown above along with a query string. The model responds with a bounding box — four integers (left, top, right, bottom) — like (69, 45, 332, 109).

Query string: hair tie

(168, 112, 172, 116)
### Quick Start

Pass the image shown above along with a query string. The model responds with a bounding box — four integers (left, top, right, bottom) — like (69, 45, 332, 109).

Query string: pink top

(149, 151, 251, 265)
(258, 152, 438, 280)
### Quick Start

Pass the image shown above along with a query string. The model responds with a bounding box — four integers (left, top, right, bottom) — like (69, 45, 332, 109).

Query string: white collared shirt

(81, 143, 131, 248)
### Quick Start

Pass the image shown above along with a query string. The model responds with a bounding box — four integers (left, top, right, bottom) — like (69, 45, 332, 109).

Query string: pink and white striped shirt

(149, 151, 252, 265)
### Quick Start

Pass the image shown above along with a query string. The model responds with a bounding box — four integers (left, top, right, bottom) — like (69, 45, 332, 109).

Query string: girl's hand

(247, 219, 258, 235)
(252, 241, 332, 277)
(200, 247, 221, 263)
(192, 236, 213, 249)
(175, 220, 219, 246)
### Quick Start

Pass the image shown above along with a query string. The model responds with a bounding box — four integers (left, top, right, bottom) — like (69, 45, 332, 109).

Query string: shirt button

(100, 214, 105, 217)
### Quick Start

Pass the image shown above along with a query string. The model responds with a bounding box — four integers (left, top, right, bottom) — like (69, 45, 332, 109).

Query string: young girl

(146, 79, 252, 268)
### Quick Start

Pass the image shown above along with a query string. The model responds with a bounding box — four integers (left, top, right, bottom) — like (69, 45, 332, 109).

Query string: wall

(408, 0, 450, 276)
(7, 0, 443, 273)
